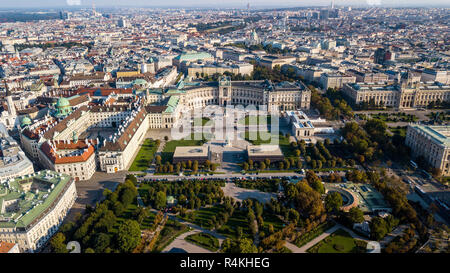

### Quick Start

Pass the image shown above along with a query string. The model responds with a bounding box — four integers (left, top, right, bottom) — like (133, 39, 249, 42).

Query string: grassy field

(307, 229, 368, 253)
(193, 117, 211, 126)
(389, 126, 407, 137)
(161, 133, 209, 163)
(180, 205, 225, 229)
(217, 210, 252, 239)
(129, 139, 159, 171)
(238, 115, 272, 126)
(263, 213, 285, 231)
(185, 232, 220, 252)
(294, 221, 335, 248)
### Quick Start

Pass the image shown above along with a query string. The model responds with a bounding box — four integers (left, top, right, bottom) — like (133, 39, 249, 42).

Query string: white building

(0, 123, 34, 182)
(0, 170, 77, 253)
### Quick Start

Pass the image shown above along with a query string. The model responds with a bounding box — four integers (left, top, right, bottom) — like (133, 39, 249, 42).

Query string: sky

(0, 0, 449, 8)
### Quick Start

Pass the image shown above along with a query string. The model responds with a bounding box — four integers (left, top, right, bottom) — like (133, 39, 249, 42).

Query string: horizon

(1, 0, 450, 9)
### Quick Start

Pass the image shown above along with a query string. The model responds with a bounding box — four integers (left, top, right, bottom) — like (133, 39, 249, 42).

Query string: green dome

(56, 97, 70, 108)
(21, 116, 32, 127)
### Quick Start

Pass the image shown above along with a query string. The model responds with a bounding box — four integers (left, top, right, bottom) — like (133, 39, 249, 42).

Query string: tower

(331, 0, 335, 9)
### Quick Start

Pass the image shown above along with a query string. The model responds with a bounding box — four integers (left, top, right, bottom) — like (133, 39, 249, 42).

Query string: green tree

(85, 248, 95, 253)
(155, 191, 167, 209)
(50, 232, 67, 253)
(370, 217, 388, 241)
(116, 220, 141, 253)
(192, 161, 199, 172)
(238, 238, 258, 253)
(325, 192, 343, 213)
(347, 207, 364, 224)
(260, 162, 266, 170)
(94, 233, 111, 253)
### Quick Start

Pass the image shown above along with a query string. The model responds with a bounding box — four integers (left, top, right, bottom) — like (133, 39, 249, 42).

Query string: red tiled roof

(40, 140, 95, 164)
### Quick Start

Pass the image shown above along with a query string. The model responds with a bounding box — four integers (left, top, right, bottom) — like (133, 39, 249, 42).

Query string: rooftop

(409, 125, 450, 147)
(0, 170, 73, 229)
(173, 146, 209, 158)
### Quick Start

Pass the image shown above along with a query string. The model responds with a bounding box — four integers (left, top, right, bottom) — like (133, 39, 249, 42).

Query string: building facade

(405, 125, 450, 175)
(343, 81, 450, 109)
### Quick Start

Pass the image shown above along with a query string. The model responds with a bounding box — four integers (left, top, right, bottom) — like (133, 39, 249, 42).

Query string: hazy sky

(1, 0, 449, 8)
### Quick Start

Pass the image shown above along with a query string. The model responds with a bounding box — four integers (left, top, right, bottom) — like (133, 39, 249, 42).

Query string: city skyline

(1, 0, 450, 8)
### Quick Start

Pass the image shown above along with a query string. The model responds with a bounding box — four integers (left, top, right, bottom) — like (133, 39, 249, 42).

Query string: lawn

(179, 205, 225, 229)
(161, 133, 209, 163)
(389, 126, 407, 137)
(193, 117, 211, 126)
(185, 232, 220, 252)
(140, 212, 157, 230)
(263, 213, 285, 231)
(370, 113, 418, 123)
(217, 210, 252, 239)
(238, 115, 272, 126)
(129, 139, 159, 171)
(307, 229, 368, 253)
(294, 221, 335, 248)
(154, 219, 189, 252)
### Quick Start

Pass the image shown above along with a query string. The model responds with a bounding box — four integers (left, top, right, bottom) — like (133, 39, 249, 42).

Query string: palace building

(0, 170, 77, 253)
(18, 77, 311, 176)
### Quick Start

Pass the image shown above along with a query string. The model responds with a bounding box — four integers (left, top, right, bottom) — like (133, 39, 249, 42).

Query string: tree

(192, 161, 199, 172)
(155, 155, 162, 165)
(155, 191, 167, 209)
(94, 233, 111, 253)
(222, 238, 258, 253)
(112, 200, 125, 216)
(210, 164, 217, 171)
(205, 160, 211, 169)
(260, 162, 266, 170)
(347, 207, 364, 224)
(238, 238, 258, 253)
(164, 136, 169, 141)
(370, 217, 388, 241)
(120, 187, 136, 207)
(243, 162, 249, 171)
(134, 207, 149, 224)
(325, 192, 343, 213)
(50, 232, 67, 253)
(116, 220, 141, 252)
